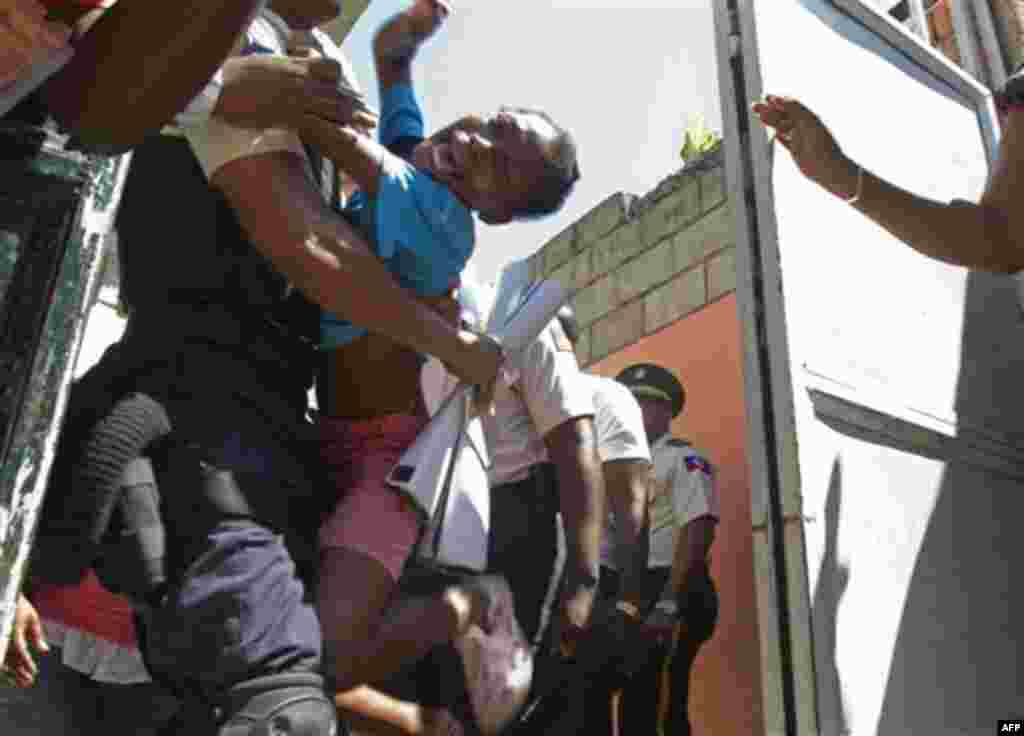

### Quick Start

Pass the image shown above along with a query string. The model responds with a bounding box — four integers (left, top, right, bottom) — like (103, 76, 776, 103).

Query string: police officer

(27, 5, 501, 735)
(575, 367, 652, 736)
(615, 363, 720, 736)
(470, 297, 603, 734)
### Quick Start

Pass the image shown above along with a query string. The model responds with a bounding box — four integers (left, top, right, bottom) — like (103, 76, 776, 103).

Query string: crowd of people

(0, 1, 723, 734)
(9, 0, 1021, 733)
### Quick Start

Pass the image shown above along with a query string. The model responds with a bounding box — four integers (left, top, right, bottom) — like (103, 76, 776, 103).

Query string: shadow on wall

(812, 458, 851, 736)
(875, 270, 1024, 735)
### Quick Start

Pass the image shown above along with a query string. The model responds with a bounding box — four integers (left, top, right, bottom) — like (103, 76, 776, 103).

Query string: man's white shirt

(582, 373, 651, 569)
(583, 374, 651, 464)
(168, 9, 362, 180)
(482, 318, 595, 487)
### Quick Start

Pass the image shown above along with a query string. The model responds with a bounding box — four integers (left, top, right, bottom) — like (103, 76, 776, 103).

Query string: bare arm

(211, 151, 499, 384)
(667, 516, 716, 598)
(295, 1, 450, 196)
(545, 417, 605, 617)
(296, 117, 386, 197)
(372, 0, 449, 93)
(603, 459, 650, 608)
(42, 0, 262, 152)
(753, 95, 1024, 273)
(336, 686, 423, 735)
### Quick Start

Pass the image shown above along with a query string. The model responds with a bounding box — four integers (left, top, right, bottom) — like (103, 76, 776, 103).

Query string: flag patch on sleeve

(685, 456, 712, 475)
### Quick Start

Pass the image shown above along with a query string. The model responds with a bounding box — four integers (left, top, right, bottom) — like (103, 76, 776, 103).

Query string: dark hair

(556, 305, 580, 346)
(511, 108, 580, 221)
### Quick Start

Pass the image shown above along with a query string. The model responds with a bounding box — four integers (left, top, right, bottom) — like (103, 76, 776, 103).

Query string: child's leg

(318, 547, 495, 690)
(317, 414, 479, 689)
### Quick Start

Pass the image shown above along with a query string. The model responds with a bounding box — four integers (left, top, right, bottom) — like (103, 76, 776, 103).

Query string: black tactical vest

(114, 134, 327, 411)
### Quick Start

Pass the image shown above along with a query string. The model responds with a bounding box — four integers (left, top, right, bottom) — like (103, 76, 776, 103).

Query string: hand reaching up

(752, 95, 859, 201)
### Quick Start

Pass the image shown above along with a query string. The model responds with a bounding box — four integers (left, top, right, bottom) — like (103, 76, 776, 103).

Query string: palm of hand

(753, 95, 854, 197)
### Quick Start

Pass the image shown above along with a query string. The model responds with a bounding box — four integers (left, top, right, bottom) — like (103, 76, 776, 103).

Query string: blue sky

(339, 0, 722, 282)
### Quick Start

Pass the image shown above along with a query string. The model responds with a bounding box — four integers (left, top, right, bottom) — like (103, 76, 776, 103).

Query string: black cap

(615, 363, 685, 418)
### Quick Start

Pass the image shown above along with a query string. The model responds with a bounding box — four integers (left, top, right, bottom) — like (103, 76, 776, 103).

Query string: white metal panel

(727, 0, 1024, 734)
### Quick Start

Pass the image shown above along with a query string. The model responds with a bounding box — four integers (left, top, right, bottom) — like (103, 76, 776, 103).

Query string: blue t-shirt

(320, 84, 475, 348)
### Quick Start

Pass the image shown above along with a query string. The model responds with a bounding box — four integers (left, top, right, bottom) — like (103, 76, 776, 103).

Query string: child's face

(413, 108, 560, 223)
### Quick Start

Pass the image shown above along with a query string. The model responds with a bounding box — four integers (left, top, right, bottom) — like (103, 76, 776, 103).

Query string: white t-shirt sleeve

(516, 323, 594, 439)
(176, 15, 308, 179)
(593, 378, 651, 464)
(182, 120, 308, 180)
(671, 449, 720, 528)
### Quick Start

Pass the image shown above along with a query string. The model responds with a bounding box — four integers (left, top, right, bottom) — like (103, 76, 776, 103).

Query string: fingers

(3, 1, 70, 49)
(409, 0, 451, 33)
(26, 613, 49, 655)
(299, 81, 378, 133)
(431, 0, 453, 19)
(0, 0, 72, 86)
(5, 631, 36, 688)
(288, 43, 323, 60)
(306, 55, 341, 84)
(350, 110, 378, 135)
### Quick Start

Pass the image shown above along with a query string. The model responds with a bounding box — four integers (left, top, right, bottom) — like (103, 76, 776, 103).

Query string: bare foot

(454, 624, 532, 736)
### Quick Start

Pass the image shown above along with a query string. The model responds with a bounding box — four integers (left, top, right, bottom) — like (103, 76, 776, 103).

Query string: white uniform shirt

(170, 9, 362, 179)
(647, 434, 719, 569)
(584, 375, 651, 464)
(581, 374, 651, 568)
(482, 318, 595, 487)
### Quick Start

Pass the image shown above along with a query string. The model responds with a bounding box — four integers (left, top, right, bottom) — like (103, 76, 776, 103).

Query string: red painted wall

(589, 294, 763, 736)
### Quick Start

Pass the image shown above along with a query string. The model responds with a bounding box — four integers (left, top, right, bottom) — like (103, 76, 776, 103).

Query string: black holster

(158, 673, 338, 736)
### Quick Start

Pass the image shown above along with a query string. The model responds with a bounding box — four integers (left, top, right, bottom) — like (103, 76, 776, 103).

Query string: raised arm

(211, 151, 500, 388)
(295, 0, 450, 194)
(753, 94, 1024, 273)
(373, 0, 450, 92)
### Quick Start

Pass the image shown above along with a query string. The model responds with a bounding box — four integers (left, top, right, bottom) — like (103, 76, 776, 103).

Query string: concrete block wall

(529, 144, 736, 367)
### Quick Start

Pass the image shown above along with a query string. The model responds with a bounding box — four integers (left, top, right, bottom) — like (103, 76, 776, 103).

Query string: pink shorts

(318, 412, 427, 580)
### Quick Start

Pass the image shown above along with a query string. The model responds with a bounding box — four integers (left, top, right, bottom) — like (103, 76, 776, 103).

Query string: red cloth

(31, 570, 137, 647)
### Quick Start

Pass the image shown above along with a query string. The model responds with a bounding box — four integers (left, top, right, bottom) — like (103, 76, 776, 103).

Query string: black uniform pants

(488, 464, 563, 650)
(622, 566, 718, 736)
(583, 565, 718, 736)
(67, 343, 335, 736)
